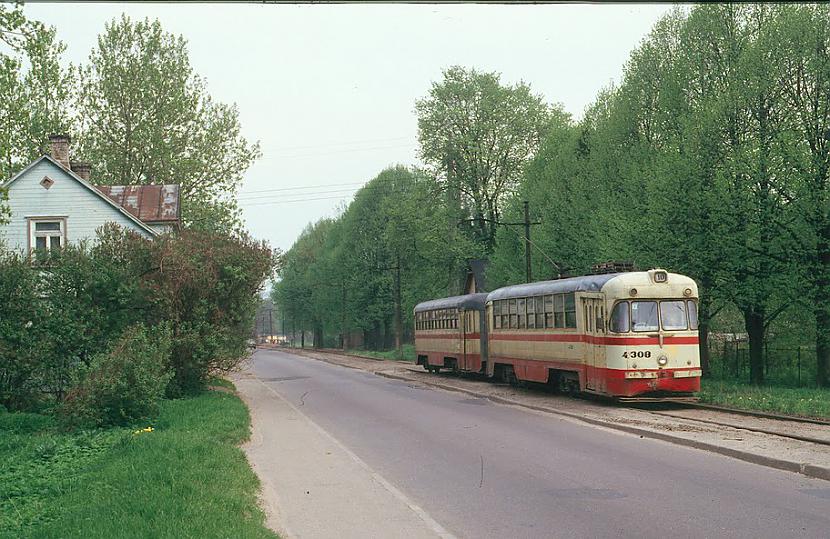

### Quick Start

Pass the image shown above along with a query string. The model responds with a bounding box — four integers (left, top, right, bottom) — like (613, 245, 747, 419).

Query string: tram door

(582, 294, 606, 392)
(461, 309, 468, 371)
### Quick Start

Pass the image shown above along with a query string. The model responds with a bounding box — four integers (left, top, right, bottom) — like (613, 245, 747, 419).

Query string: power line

(261, 135, 413, 152)
(241, 194, 360, 207)
(261, 142, 417, 160)
(237, 175, 420, 199)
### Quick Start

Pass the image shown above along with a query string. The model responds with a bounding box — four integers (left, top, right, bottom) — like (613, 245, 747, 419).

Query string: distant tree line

(275, 4, 830, 388)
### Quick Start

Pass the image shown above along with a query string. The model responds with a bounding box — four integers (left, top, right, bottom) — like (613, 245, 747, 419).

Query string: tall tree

(772, 4, 830, 386)
(0, 4, 72, 182)
(415, 66, 558, 251)
(76, 15, 260, 233)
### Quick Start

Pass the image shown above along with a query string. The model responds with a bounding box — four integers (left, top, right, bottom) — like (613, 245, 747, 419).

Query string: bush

(60, 325, 173, 427)
(142, 230, 273, 394)
(0, 250, 46, 411)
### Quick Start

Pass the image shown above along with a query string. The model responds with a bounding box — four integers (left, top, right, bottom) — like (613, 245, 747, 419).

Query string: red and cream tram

(414, 293, 488, 374)
(414, 269, 700, 399)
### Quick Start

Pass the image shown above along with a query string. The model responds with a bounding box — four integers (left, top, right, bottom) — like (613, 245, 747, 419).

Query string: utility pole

(524, 201, 532, 283)
(341, 280, 349, 350)
(268, 308, 273, 343)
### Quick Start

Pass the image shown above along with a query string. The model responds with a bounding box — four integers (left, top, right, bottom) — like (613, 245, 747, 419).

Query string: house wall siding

(0, 160, 153, 252)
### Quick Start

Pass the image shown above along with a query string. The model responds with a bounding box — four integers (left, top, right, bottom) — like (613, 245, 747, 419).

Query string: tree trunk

(696, 280, 716, 376)
(393, 255, 403, 358)
(817, 231, 830, 387)
(313, 324, 323, 349)
(744, 306, 765, 385)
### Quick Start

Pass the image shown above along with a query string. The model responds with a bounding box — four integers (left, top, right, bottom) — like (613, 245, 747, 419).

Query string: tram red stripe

(490, 333, 698, 345)
(415, 332, 480, 340)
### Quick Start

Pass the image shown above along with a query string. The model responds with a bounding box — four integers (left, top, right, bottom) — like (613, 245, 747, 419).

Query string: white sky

(24, 2, 676, 253)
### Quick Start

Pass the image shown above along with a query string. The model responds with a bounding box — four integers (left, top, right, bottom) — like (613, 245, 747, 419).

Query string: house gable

(1, 156, 156, 251)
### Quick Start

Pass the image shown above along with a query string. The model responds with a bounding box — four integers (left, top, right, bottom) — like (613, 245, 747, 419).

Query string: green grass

(1, 390, 276, 539)
(348, 343, 416, 361)
(699, 378, 830, 420)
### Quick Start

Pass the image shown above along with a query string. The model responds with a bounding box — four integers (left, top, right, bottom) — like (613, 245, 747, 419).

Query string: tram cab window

(660, 301, 688, 330)
(687, 300, 699, 330)
(631, 301, 659, 332)
(610, 302, 630, 333)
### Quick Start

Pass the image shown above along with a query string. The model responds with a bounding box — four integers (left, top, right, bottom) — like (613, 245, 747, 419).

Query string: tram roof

(414, 293, 488, 312)
(486, 273, 622, 302)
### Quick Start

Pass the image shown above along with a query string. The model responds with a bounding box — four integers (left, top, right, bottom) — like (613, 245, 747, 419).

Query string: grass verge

(347, 343, 416, 362)
(1, 389, 276, 539)
(699, 378, 830, 420)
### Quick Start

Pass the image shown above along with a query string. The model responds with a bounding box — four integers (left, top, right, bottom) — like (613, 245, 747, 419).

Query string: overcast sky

(24, 2, 676, 253)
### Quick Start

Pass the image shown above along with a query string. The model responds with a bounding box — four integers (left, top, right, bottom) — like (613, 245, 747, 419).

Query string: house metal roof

(94, 184, 180, 224)
(414, 293, 488, 313)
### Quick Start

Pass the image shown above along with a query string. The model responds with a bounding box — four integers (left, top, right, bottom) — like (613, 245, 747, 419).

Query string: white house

(0, 135, 180, 253)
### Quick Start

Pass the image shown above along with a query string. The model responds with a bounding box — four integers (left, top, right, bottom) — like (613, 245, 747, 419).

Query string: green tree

(416, 66, 558, 251)
(0, 4, 72, 182)
(76, 15, 261, 233)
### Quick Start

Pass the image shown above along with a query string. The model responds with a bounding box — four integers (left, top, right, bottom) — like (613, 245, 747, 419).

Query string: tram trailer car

(414, 293, 488, 374)
(486, 269, 700, 399)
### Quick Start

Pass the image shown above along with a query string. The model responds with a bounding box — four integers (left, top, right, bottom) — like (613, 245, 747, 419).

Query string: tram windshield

(610, 299, 698, 333)
(631, 301, 659, 332)
(660, 301, 687, 330)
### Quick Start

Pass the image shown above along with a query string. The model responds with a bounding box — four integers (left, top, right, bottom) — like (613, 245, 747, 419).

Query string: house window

(29, 218, 66, 254)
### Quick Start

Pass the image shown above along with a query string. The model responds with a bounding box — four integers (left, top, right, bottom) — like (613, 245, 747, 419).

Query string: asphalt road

(250, 349, 830, 539)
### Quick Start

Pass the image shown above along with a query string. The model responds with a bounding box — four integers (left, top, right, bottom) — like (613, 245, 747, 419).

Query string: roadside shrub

(0, 250, 46, 411)
(143, 230, 273, 394)
(60, 324, 173, 427)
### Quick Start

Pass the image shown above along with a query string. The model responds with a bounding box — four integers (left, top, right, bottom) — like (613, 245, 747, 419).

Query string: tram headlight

(657, 355, 668, 367)
(684, 288, 692, 297)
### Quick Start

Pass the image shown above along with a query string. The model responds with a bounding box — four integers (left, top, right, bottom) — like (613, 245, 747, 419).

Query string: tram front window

(660, 300, 688, 330)
(631, 301, 659, 332)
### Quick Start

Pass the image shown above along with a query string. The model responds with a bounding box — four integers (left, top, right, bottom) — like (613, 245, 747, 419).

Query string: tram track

(636, 407, 830, 447)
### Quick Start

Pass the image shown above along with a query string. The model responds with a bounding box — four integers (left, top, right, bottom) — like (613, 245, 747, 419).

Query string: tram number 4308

(622, 351, 651, 359)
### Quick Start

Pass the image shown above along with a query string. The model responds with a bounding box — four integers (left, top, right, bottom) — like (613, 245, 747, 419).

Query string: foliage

(144, 229, 274, 393)
(415, 66, 563, 251)
(0, 390, 276, 538)
(0, 225, 273, 412)
(0, 250, 45, 410)
(75, 15, 261, 233)
(60, 325, 173, 428)
(0, 3, 73, 181)
(274, 166, 478, 350)
(699, 378, 830, 419)
(486, 4, 830, 387)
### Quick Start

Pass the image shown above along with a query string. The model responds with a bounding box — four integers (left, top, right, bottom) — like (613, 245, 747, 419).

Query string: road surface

(243, 349, 830, 538)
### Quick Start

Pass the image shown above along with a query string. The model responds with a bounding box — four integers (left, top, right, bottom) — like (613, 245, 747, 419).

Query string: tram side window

(527, 297, 536, 328)
(610, 302, 630, 333)
(509, 299, 518, 328)
(631, 301, 659, 332)
(544, 295, 554, 328)
(687, 300, 699, 330)
(557, 295, 565, 327)
(501, 300, 509, 329)
(517, 298, 526, 329)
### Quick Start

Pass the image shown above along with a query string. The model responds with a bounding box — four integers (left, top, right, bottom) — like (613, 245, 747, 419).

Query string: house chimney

(70, 161, 92, 181)
(48, 134, 71, 169)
